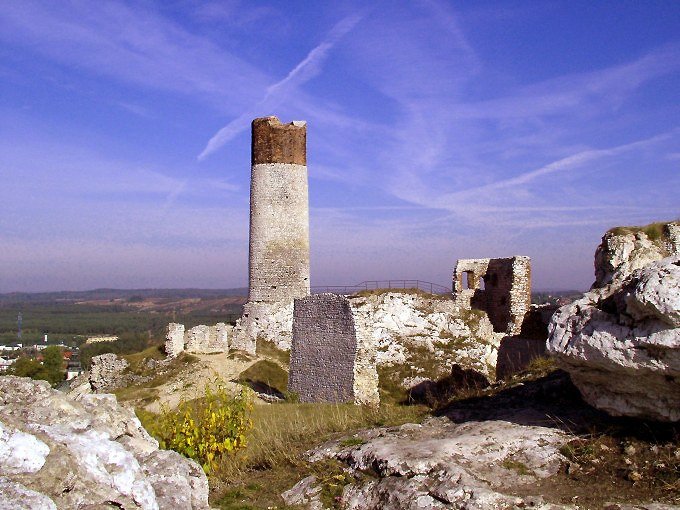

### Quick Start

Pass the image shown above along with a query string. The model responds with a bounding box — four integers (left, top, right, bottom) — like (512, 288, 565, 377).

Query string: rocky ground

(282, 370, 679, 509)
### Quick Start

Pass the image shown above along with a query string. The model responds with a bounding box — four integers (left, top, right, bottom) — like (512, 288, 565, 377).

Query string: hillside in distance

(0, 288, 248, 311)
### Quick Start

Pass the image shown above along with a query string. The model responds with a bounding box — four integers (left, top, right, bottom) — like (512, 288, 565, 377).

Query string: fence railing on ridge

(310, 280, 451, 296)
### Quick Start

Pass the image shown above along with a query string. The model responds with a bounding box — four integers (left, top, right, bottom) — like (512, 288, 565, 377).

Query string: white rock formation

(349, 293, 502, 378)
(594, 221, 679, 287)
(352, 310, 380, 406)
(0, 376, 210, 509)
(89, 353, 130, 392)
(304, 417, 571, 509)
(232, 300, 294, 353)
(548, 256, 680, 422)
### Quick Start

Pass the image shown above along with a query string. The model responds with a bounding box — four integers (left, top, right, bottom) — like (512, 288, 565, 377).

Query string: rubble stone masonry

(288, 294, 379, 405)
(164, 322, 230, 357)
(248, 116, 310, 303)
(453, 256, 531, 335)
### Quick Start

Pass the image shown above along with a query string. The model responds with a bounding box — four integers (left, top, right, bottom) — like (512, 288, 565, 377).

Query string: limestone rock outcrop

(349, 292, 502, 379)
(0, 376, 210, 509)
(89, 352, 130, 392)
(547, 256, 680, 421)
(303, 417, 570, 509)
(593, 221, 679, 288)
(232, 300, 292, 353)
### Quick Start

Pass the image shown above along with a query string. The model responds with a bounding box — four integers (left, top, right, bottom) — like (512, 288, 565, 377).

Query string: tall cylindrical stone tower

(248, 116, 310, 303)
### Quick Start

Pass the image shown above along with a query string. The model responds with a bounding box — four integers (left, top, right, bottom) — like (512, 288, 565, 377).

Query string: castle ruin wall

(453, 256, 531, 335)
(288, 294, 379, 405)
(164, 322, 230, 357)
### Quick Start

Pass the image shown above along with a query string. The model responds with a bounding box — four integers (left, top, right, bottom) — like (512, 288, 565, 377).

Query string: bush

(144, 381, 253, 474)
(9, 346, 65, 386)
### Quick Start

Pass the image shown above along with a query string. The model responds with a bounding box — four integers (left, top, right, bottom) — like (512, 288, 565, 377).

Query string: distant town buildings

(85, 335, 119, 344)
(0, 357, 16, 372)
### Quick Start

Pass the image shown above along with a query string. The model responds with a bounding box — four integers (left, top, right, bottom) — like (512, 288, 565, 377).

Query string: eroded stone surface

(548, 256, 680, 421)
(349, 293, 502, 380)
(89, 353, 130, 392)
(594, 221, 679, 288)
(185, 323, 230, 354)
(305, 417, 570, 510)
(232, 300, 293, 353)
(0, 376, 211, 509)
(165, 323, 185, 358)
(164, 322, 230, 357)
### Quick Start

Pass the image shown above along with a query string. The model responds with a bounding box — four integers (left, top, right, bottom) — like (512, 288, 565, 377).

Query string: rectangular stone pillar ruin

(452, 256, 531, 335)
(288, 294, 379, 405)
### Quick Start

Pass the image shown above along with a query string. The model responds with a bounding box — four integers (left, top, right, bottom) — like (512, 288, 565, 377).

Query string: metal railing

(311, 280, 451, 296)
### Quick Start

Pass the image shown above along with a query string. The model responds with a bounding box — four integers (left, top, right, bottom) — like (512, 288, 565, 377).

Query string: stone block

(288, 294, 378, 405)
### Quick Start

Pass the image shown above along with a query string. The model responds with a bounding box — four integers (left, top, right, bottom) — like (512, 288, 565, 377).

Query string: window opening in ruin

(462, 271, 472, 289)
(479, 277, 486, 290)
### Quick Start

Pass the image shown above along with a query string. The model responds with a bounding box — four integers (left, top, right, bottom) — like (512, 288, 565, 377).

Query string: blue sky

(1, 0, 678, 292)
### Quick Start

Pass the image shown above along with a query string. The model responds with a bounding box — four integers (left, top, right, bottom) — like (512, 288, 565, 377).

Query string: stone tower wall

(453, 256, 531, 335)
(248, 116, 310, 303)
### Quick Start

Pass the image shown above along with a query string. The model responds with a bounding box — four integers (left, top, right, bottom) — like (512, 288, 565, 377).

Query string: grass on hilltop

(608, 220, 676, 242)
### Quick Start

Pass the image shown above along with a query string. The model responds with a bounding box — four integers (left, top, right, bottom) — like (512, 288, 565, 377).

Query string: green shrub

(9, 346, 65, 386)
(145, 381, 253, 474)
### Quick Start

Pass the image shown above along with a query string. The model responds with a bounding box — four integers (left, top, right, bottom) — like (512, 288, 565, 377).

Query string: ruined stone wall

(164, 322, 230, 357)
(248, 116, 310, 303)
(288, 294, 378, 405)
(165, 323, 185, 358)
(453, 256, 531, 335)
(185, 323, 229, 354)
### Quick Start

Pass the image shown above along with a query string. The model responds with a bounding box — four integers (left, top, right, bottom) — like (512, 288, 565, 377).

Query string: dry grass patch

(255, 338, 290, 366)
(211, 401, 426, 509)
(608, 221, 675, 242)
(115, 350, 198, 403)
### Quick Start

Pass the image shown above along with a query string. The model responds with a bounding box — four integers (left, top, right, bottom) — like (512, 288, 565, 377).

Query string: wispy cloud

(0, 0, 269, 113)
(442, 130, 676, 198)
(197, 13, 365, 160)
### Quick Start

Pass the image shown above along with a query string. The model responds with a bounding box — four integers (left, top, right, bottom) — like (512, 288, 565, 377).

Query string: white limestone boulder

(593, 222, 679, 288)
(0, 376, 211, 509)
(547, 256, 680, 422)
